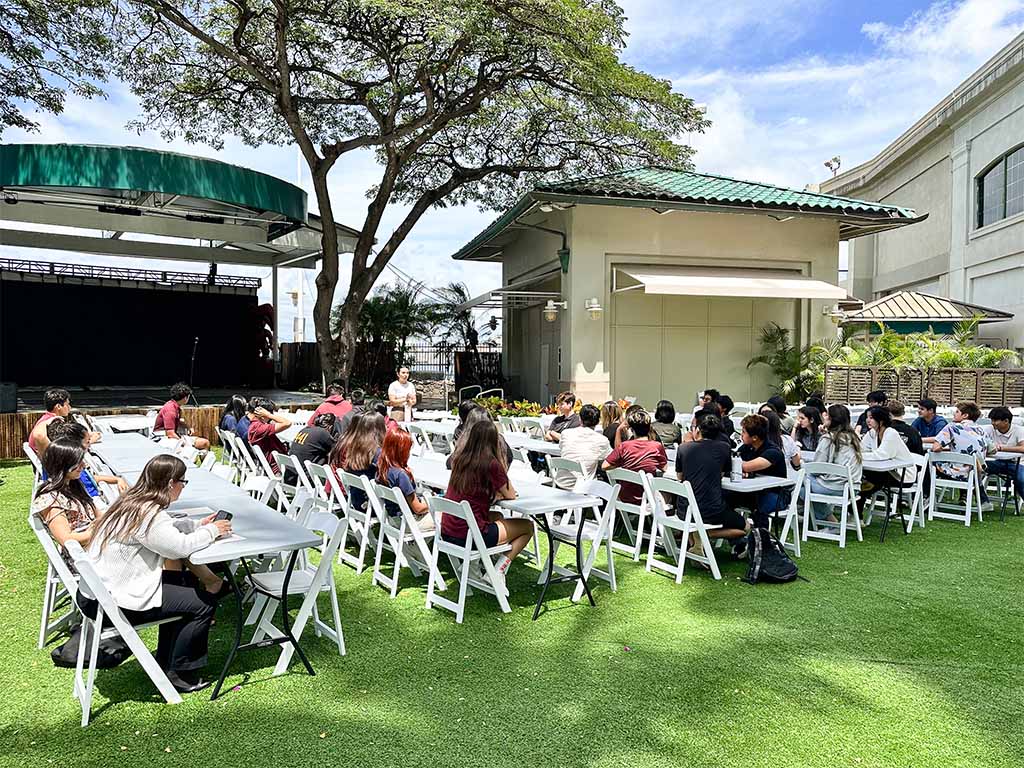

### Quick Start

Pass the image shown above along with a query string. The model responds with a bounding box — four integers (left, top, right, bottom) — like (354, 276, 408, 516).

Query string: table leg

(1015, 459, 1021, 517)
(210, 562, 246, 701)
(531, 514, 555, 621)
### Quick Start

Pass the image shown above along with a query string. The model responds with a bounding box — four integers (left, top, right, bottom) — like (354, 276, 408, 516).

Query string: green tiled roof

(536, 166, 917, 218)
(451, 165, 923, 261)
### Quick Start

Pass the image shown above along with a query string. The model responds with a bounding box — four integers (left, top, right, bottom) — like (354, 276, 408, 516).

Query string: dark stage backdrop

(1, 281, 273, 387)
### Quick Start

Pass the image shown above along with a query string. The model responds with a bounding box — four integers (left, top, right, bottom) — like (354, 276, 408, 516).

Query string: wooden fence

(824, 366, 1024, 407)
(0, 401, 318, 461)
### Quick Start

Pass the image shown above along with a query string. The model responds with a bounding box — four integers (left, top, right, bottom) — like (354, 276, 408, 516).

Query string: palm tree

(747, 323, 817, 402)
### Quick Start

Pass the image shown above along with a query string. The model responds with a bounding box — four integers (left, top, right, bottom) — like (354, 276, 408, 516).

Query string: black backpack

(740, 528, 801, 584)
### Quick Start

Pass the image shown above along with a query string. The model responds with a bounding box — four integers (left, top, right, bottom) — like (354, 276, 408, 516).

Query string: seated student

(32, 438, 101, 569)
(308, 381, 352, 434)
(885, 400, 924, 455)
(859, 405, 918, 507)
(767, 395, 795, 434)
(334, 412, 385, 511)
(219, 395, 251, 443)
(600, 400, 625, 447)
(447, 407, 513, 468)
(736, 414, 790, 528)
(46, 419, 128, 501)
(613, 403, 645, 447)
(716, 394, 736, 440)
(983, 406, 1024, 501)
(246, 397, 292, 473)
(856, 390, 888, 436)
(676, 412, 749, 557)
(441, 419, 531, 577)
(793, 405, 823, 452)
(336, 389, 367, 437)
(284, 413, 337, 486)
(372, 401, 403, 433)
(684, 406, 734, 448)
(154, 383, 210, 451)
(602, 408, 668, 505)
(545, 391, 582, 442)
(912, 397, 949, 444)
(931, 401, 991, 502)
(376, 428, 434, 531)
(805, 393, 826, 415)
(29, 387, 73, 455)
(759, 405, 800, 469)
(699, 388, 720, 410)
(651, 400, 682, 446)
(451, 400, 480, 443)
(83, 454, 231, 693)
(806, 405, 863, 522)
(556, 404, 611, 489)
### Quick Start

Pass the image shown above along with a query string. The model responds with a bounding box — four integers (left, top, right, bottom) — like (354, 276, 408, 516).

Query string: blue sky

(3, 0, 1024, 339)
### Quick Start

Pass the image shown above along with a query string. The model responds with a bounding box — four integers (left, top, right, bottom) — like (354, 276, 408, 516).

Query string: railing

(0, 257, 261, 289)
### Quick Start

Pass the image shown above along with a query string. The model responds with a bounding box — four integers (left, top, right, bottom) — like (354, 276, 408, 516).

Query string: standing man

(544, 391, 582, 443)
(983, 406, 1024, 502)
(29, 387, 73, 454)
(154, 382, 210, 451)
(388, 366, 417, 423)
(912, 398, 949, 445)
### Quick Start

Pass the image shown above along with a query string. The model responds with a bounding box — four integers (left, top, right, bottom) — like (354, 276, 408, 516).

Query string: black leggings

(79, 570, 218, 673)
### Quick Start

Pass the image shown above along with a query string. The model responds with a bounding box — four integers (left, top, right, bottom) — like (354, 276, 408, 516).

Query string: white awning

(456, 267, 561, 312)
(614, 265, 846, 300)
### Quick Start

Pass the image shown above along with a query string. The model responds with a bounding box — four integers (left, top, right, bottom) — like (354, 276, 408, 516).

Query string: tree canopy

(112, 0, 708, 384)
(0, 0, 111, 136)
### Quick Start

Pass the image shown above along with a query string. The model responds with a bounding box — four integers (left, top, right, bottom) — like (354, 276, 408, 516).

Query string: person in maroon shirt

(246, 397, 292, 473)
(307, 382, 352, 435)
(601, 408, 667, 504)
(154, 383, 210, 451)
(441, 419, 531, 577)
(29, 387, 73, 455)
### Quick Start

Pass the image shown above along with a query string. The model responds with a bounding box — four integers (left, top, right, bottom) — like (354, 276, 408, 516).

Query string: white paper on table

(216, 533, 246, 544)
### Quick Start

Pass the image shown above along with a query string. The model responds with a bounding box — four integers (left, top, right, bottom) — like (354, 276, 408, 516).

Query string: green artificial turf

(0, 458, 1021, 768)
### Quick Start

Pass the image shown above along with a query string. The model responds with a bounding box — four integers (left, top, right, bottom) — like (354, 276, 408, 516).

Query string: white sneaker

(493, 555, 512, 575)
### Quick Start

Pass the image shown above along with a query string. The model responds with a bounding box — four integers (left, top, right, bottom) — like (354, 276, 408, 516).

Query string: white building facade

(821, 33, 1024, 350)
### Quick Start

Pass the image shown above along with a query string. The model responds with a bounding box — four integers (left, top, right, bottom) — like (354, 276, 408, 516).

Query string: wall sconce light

(584, 297, 603, 320)
(543, 299, 567, 323)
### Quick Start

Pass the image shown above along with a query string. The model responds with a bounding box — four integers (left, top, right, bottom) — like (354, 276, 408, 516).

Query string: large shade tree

(115, 0, 708, 385)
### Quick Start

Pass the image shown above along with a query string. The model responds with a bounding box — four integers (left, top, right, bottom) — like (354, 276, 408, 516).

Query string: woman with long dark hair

(807, 404, 864, 522)
(759, 405, 800, 469)
(377, 429, 434, 530)
(446, 406, 513, 468)
(600, 401, 624, 446)
(84, 454, 231, 693)
(334, 412, 385, 510)
(442, 420, 531, 576)
(32, 438, 99, 566)
(219, 394, 251, 442)
(859, 405, 917, 505)
(793, 405, 823, 451)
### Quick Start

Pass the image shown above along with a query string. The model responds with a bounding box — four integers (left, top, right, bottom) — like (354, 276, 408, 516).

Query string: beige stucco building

(821, 32, 1024, 350)
(453, 168, 918, 407)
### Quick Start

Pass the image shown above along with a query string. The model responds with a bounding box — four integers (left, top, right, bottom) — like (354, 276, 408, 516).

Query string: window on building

(977, 145, 1024, 228)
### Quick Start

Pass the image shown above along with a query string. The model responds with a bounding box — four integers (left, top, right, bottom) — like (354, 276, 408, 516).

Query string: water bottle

(730, 454, 743, 482)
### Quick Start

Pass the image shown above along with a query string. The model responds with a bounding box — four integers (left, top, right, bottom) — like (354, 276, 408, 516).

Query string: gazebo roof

(840, 290, 1013, 325)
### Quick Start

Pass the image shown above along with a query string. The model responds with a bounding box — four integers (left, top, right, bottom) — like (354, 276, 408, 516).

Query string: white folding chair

(498, 415, 519, 434)
(199, 452, 218, 471)
(605, 467, 655, 561)
(547, 456, 587, 492)
(29, 513, 80, 649)
(367, 481, 444, 597)
(24, 441, 44, 496)
(209, 463, 238, 483)
(510, 446, 530, 464)
(928, 452, 985, 526)
(861, 457, 925, 538)
(82, 453, 119, 508)
(334, 467, 378, 573)
(216, 428, 235, 466)
(771, 468, 805, 557)
(646, 475, 722, 581)
(802, 462, 861, 547)
(64, 541, 183, 726)
(517, 418, 544, 438)
(425, 496, 512, 623)
(541, 479, 620, 601)
(406, 424, 436, 455)
(247, 498, 347, 660)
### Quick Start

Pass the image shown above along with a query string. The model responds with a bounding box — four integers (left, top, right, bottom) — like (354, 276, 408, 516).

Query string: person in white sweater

(859, 406, 918, 508)
(81, 454, 231, 693)
(805, 404, 864, 522)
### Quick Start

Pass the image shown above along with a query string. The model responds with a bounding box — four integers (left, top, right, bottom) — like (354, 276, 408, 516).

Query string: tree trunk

(310, 169, 342, 387)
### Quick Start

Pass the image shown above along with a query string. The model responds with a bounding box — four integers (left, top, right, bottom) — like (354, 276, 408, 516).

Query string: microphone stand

(188, 336, 201, 407)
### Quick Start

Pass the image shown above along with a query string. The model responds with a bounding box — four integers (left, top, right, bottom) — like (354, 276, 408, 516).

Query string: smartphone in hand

(213, 510, 233, 522)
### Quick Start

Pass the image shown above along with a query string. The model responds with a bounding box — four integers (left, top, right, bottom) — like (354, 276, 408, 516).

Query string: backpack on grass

(739, 528, 801, 584)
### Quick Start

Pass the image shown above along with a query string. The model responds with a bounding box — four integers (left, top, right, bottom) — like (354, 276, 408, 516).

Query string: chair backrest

(28, 513, 79, 599)
(427, 495, 485, 551)
(232, 434, 260, 476)
(199, 452, 218, 470)
(510, 446, 529, 464)
(251, 443, 278, 478)
(928, 451, 979, 469)
(508, 460, 544, 485)
(407, 424, 435, 454)
(649, 475, 697, 519)
(210, 463, 237, 482)
(547, 456, 586, 490)
(24, 442, 43, 494)
(497, 416, 518, 434)
(518, 418, 544, 437)
(783, 468, 806, 514)
(336, 468, 373, 515)
(803, 461, 853, 484)
(216, 428, 235, 460)
(605, 467, 650, 510)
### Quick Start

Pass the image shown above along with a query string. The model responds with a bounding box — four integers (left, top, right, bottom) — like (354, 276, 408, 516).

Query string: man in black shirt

(886, 400, 925, 455)
(737, 413, 789, 529)
(285, 413, 337, 486)
(545, 391, 582, 442)
(676, 413, 748, 542)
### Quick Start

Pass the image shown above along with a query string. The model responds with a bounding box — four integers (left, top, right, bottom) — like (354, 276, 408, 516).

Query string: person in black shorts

(675, 413, 750, 560)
